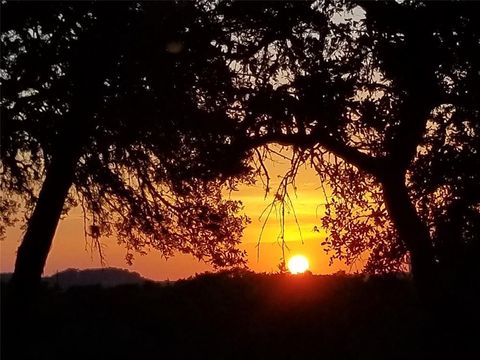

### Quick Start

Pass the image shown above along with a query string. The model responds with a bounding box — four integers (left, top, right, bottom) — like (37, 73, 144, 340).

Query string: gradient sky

(1, 148, 353, 280)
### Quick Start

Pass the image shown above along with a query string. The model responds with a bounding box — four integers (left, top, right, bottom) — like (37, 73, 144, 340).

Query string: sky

(0, 148, 353, 280)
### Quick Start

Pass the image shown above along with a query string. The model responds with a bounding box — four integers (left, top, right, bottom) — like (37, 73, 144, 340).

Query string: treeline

(2, 270, 476, 359)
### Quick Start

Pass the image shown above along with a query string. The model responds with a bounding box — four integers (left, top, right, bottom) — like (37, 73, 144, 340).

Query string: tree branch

(246, 131, 383, 176)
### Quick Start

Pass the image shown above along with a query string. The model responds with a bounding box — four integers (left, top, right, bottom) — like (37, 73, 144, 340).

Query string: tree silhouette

(2, 1, 479, 296)
(1, 2, 252, 290)
(211, 0, 480, 292)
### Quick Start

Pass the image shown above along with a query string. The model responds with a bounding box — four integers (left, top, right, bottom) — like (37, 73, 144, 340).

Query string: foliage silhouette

(207, 0, 480, 293)
(1, 0, 479, 298)
(1, 2, 252, 290)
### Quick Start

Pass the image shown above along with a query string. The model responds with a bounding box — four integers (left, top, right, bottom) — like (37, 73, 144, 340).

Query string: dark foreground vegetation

(2, 270, 477, 360)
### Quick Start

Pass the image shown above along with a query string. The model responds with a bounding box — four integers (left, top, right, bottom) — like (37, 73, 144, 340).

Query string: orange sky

(1, 148, 353, 280)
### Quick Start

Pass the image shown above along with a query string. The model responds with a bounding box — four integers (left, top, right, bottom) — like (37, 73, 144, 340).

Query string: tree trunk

(380, 171, 437, 293)
(10, 143, 80, 292)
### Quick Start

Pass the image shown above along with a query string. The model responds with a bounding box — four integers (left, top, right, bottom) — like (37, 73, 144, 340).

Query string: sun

(287, 255, 309, 274)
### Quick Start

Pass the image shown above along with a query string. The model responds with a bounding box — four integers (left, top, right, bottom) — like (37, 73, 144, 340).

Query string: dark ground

(1, 270, 478, 359)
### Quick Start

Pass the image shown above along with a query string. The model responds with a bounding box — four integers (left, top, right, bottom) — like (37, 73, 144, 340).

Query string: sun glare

(288, 255, 309, 274)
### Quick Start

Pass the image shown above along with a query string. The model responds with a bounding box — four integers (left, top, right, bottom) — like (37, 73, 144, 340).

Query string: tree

(0, 2, 252, 290)
(3, 0, 478, 297)
(210, 0, 480, 293)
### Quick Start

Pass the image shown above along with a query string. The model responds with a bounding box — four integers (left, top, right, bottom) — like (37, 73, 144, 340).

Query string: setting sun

(288, 255, 310, 274)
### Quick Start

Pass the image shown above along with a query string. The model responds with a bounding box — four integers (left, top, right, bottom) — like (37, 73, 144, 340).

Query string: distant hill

(45, 268, 151, 288)
(1, 268, 157, 288)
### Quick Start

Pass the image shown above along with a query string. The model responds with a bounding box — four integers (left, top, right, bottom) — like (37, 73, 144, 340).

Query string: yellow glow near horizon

(288, 255, 310, 274)
(1, 146, 354, 280)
